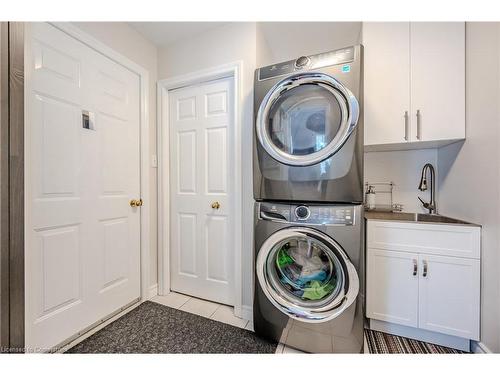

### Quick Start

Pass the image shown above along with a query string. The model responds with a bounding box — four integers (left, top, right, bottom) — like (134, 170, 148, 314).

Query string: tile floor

(150, 292, 305, 353)
(151, 292, 372, 354)
(151, 292, 253, 330)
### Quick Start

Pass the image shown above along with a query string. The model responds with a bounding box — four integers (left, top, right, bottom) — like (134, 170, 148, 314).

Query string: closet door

(410, 22, 465, 142)
(363, 22, 411, 146)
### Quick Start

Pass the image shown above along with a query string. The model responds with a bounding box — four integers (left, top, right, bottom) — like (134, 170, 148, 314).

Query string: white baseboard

(241, 304, 253, 321)
(471, 341, 492, 354)
(148, 284, 158, 299)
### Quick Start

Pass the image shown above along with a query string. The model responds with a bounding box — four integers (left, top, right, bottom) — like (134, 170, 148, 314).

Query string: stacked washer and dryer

(252, 46, 365, 353)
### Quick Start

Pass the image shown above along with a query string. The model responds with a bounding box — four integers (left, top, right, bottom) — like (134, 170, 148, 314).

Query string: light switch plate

(151, 154, 158, 168)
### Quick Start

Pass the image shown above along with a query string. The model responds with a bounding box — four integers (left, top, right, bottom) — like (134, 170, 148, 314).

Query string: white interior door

(26, 23, 141, 350)
(169, 77, 234, 306)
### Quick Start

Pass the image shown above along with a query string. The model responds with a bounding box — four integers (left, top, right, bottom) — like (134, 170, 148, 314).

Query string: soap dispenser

(366, 185, 376, 210)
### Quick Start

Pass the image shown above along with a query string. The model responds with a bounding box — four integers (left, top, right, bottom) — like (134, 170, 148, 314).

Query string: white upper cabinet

(363, 22, 465, 151)
(363, 23, 411, 146)
(410, 23, 465, 143)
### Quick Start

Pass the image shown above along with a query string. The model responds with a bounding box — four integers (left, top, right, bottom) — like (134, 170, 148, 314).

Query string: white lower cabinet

(366, 250, 419, 327)
(366, 220, 481, 349)
(418, 254, 480, 340)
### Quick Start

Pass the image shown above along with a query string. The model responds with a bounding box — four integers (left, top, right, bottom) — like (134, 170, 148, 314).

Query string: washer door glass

(256, 72, 359, 167)
(256, 228, 359, 322)
(270, 235, 343, 306)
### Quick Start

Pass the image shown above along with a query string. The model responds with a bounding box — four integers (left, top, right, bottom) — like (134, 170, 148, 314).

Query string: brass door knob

(211, 201, 220, 209)
(130, 199, 143, 207)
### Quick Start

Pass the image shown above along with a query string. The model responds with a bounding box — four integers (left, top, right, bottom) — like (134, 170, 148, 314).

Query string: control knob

(295, 205, 310, 220)
(295, 56, 310, 69)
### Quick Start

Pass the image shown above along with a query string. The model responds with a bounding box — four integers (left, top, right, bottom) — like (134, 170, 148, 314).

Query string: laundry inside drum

(270, 236, 344, 307)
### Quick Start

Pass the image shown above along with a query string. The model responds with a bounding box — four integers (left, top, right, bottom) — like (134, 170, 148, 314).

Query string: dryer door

(256, 72, 359, 167)
(256, 227, 359, 323)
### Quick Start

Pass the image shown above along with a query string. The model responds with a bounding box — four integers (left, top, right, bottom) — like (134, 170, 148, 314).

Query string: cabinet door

(410, 22, 465, 142)
(366, 249, 419, 327)
(363, 22, 411, 146)
(418, 254, 480, 340)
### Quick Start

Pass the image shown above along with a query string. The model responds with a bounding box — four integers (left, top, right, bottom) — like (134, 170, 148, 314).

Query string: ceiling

(129, 22, 228, 47)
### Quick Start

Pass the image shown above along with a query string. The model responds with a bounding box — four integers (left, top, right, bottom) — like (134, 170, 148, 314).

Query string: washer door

(256, 72, 359, 167)
(256, 227, 359, 323)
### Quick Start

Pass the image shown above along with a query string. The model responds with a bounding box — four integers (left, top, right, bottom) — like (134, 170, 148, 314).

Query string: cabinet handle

(416, 109, 421, 140)
(422, 260, 428, 277)
(412, 259, 418, 276)
(404, 111, 409, 141)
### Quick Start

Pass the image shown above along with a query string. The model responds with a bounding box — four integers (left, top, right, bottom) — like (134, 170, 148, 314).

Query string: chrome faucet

(418, 163, 437, 214)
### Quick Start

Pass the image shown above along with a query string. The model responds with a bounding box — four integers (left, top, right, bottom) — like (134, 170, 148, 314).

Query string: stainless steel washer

(253, 201, 364, 353)
(253, 45, 363, 203)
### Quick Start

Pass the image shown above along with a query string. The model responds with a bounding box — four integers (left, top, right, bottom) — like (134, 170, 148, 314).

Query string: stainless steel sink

(364, 211, 478, 226)
(412, 213, 471, 224)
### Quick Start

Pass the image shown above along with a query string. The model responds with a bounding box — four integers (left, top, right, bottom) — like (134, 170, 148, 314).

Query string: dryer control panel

(259, 202, 356, 226)
(258, 46, 355, 81)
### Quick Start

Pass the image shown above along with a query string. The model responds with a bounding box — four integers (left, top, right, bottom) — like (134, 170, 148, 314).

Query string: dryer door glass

(267, 84, 342, 157)
(256, 72, 359, 167)
(256, 227, 359, 322)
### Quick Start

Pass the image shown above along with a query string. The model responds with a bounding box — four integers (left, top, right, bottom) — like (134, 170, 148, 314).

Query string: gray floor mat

(66, 301, 277, 354)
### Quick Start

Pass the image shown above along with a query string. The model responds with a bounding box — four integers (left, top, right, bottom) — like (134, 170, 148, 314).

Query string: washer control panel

(292, 205, 355, 225)
(294, 205, 311, 220)
(259, 202, 356, 226)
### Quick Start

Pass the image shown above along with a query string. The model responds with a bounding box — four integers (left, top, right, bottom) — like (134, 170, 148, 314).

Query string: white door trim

(25, 21, 151, 309)
(157, 62, 243, 317)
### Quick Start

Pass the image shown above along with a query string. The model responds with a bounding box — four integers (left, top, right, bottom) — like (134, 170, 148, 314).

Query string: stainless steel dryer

(253, 45, 363, 203)
(253, 202, 364, 353)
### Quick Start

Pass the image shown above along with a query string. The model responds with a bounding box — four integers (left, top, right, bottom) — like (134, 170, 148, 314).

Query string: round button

(295, 205, 310, 220)
(295, 56, 310, 69)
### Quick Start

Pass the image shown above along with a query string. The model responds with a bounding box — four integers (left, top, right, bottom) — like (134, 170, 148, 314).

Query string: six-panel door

(26, 23, 141, 350)
(169, 77, 235, 306)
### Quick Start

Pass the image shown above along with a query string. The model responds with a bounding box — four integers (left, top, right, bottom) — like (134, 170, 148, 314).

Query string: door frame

(24, 22, 151, 345)
(157, 62, 244, 317)
(1, 21, 25, 351)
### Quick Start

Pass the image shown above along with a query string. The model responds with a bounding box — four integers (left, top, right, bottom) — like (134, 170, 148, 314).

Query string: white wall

(364, 149, 438, 213)
(72, 22, 159, 289)
(438, 22, 500, 353)
(157, 23, 257, 309)
(256, 22, 362, 66)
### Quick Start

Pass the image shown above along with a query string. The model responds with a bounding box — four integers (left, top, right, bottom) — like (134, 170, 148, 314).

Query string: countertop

(364, 211, 480, 227)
